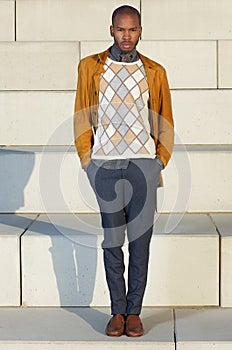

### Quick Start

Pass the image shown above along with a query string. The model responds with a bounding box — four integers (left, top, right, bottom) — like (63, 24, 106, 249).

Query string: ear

(139, 26, 142, 40)
(110, 25, 114, 37)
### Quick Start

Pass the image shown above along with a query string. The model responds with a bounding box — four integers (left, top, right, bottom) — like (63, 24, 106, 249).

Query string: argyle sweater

(92, 57, 155, 160)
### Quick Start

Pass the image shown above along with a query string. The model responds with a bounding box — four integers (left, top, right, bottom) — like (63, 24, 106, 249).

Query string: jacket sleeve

(156, 69, 174, 168)
(74, 60, 93, 169)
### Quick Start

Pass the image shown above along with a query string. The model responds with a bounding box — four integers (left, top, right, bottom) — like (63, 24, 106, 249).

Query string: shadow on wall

(0, 148, 35, 212)
(0, 148, 105, 332)
(22, 215, 99, 307)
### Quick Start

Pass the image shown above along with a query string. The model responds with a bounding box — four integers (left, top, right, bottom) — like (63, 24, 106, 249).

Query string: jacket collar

(97, 49, 110, 65)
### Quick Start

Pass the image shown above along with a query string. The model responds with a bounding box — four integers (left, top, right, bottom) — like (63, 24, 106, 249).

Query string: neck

(109, 44, 139, 62)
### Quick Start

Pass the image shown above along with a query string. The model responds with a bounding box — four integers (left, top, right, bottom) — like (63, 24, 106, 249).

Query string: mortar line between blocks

(208, 213, 221, 306)
(173, 309, 177, 350)
(139, 0, 142, 40)
(219, 233, 222, 306)
(14, 0, 16, 41)
(216, 40, 219, 89)
(19, 213, 40, 306)
(79, 41, 81, 60)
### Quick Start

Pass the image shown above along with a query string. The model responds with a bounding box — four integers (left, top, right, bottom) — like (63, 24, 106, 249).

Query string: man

(74, 5, 174, 337)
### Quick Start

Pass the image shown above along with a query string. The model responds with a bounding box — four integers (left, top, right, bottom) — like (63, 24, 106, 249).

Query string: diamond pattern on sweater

(92, 58, 155, 158)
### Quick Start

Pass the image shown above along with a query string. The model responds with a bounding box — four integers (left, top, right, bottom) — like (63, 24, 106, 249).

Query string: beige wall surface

(142, 0, 232, 40)
(0, 1, 15, 41)
(16, 0, 140, 41)
(1, 0, 232, 213)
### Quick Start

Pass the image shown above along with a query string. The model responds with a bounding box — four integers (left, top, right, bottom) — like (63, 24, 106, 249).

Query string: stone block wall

(0, 0, 231, 213)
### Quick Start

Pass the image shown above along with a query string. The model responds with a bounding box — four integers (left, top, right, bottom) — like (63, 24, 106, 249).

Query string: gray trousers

(86, 158, 161, 315)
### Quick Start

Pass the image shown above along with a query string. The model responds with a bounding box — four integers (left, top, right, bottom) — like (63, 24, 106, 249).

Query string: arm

(156, 69, 174, 168)
(74, 60, 93, 169)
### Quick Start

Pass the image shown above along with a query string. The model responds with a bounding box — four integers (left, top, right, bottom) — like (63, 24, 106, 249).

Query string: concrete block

(0, 1, 14, 41)
(210, 214, 232, 307)
(21, 214, 109, 307)
(142, 0, 232, 40)
(144, 214, 219, 306)
(0, 92, 75, 145)
(159, 146, 232, 213)
(172, 90, 232, 145)
(0, 214, 36, 306)
(0, 147, 88, 213)
(1, 91, 232, 147)
(22, 213, 218, 307)
(0, 146, 231, 213)
(16, 0, 140, 41)
(219, 40, 232, 88)
(139, 41, 217, 89)
(0, 42, 78, 90)
(0, 307, 174, 349)
(81, 41, 111, 59)
(38, 146, 232, 214)
(81, 40, 216, 88)
(0, 148, 39, 212)
(175, 308, 232, 349)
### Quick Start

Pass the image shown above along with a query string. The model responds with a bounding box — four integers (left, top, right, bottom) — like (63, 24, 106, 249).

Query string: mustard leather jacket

(74, 48, 174, 174)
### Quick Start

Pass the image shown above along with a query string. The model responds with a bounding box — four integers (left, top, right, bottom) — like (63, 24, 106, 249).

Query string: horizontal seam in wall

(1, 88, 232, 93)
(1, 145, 232, 152)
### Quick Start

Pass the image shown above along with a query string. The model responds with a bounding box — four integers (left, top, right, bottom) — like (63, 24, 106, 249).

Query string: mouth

(121, 42, 132, 49)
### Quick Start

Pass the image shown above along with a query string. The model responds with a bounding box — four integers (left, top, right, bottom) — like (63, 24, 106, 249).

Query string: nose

(123, 30, 131, 40)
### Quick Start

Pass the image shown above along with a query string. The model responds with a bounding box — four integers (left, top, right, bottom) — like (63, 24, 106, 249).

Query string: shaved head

(112, 5, 141, 26)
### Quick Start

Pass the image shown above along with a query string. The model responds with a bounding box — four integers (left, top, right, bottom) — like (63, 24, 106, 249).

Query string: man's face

(110, 13, 142, 52)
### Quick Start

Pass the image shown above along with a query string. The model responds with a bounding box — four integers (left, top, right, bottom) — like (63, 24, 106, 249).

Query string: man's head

(110, 5, 142, 52)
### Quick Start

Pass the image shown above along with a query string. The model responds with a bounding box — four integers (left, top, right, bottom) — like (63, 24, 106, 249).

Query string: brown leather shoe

(105, 314, 125, 337)
(125, 315, 144, 337)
